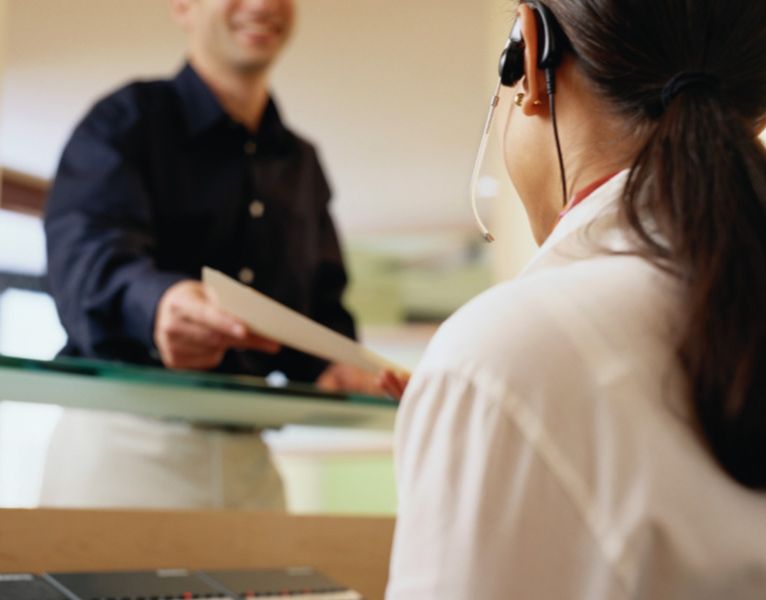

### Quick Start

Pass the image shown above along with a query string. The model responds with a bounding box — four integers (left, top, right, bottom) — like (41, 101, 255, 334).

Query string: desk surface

(0, 355, 397, 430)
(0, 509, 395, 600)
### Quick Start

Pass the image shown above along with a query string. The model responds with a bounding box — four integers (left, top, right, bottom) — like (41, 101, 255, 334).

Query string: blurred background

(0, 0, 541, 512)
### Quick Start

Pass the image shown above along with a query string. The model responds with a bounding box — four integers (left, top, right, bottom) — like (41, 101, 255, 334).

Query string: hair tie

(660, 71, 720, 111)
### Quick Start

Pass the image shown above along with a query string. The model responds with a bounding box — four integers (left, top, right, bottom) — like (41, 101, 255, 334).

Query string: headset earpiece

(499, 19, 525, 87)
(498, 1, 564, 88)
(472, 2, 569, 244)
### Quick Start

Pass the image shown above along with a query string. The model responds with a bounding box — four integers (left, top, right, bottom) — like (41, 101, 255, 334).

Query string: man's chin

(231, 55, 276, 74)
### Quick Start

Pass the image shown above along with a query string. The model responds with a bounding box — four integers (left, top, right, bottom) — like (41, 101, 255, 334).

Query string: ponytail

(542, 0, 766, 488)
(622, 92, 766, 488)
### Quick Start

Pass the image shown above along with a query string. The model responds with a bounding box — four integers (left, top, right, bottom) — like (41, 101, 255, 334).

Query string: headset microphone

(470, 78, 502, 243)
(470, 1, 567, 243)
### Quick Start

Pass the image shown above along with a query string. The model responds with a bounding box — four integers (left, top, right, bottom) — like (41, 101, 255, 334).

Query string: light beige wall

(0, 0, 6, 104)
(274, 0, 490, 232)
(0, 2, 482, 228)
(0, 0, 186, 180)
(0, 0, 7, 196)
(0, 0, 535, 274)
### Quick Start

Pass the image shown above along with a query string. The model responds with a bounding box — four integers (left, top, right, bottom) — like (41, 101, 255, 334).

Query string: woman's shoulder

(416, 252, 676, 396)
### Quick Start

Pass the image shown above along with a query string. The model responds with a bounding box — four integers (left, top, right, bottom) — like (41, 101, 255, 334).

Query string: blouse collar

(522, 169, 631, 275)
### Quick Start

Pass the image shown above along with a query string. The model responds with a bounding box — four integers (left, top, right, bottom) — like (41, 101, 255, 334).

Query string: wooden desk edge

(0, 508, 395, 600)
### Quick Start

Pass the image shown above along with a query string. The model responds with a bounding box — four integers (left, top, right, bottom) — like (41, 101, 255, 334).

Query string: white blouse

(386, 172, 766, 599)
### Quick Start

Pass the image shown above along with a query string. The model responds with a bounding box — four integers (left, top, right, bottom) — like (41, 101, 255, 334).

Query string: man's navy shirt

(45, 64, 356, 382)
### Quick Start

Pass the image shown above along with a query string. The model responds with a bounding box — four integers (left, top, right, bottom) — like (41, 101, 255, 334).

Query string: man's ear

(518, 4, 548, 116)
(169, 0, 194, 29)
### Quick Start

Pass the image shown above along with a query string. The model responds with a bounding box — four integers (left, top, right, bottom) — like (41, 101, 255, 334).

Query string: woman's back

(388, 173, 766, 598)
(386, 0, 766, 597)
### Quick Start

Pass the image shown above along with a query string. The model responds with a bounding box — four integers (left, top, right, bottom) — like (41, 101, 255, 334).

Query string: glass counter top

(0, 355, 397, 430)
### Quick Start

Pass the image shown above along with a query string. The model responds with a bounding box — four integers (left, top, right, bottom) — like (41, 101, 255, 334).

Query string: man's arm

(45, 93, 277, 367)
(45, 94, 186, 361)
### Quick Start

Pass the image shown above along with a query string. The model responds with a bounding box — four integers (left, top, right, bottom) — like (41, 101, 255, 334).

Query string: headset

(470, 1, 568, 242)
(499, 1, 564, 89)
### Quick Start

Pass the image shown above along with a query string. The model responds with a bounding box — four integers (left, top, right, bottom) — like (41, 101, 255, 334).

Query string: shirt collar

(173, 63, 226, 137)
(521, 169, 631, 275)
(549, 169, 629, 245)
(560, 171, 621, 219)
(172, 63, 295, 153)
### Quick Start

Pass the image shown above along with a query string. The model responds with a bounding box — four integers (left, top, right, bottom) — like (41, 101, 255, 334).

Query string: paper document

(203, 267, 404, 374)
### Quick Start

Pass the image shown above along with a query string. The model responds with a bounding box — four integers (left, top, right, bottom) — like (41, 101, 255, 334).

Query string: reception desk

(0, 508, 395, 599)
(0, 354, 399, 512)
(0, 354, 397, 430)
(0, 355, 398, 596)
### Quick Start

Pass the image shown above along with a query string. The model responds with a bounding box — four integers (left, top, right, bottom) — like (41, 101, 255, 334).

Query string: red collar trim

(559, 171, 620, 219)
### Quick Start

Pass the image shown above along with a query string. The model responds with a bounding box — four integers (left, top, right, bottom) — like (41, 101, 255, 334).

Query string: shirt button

(244, 141, 257, 155)
(249, 200, 265, 218)
(238, 267, 255, 284)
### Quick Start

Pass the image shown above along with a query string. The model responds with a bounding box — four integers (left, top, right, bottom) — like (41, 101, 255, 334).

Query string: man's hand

(316, 363, 411, 400)
(316, 363, 384, 395)
(378, 369, 411, 401)
(154, 280, 280, 370)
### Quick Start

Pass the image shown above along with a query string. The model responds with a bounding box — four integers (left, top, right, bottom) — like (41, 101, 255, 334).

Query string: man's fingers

(160, 347, 226, 370)
(164, 316, 280, 354)
(379, 372, 398, 398)
(379, 370, 409, 401)
(233, 331, 281, 354)
(183, 298, 249, 340)
(181, 287, 280, 352)
(163, 318, 227, 349)
(165, 355, 223, 371)
(162, 283, 246, 339)
(316, 369, 342, 392)
(317, 363, 401, 396)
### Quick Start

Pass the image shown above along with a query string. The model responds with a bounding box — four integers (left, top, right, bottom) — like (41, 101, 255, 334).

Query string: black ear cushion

(531, 1, 564, 69)
(499, 19, 525, 86)
(498, 1, 565, 88)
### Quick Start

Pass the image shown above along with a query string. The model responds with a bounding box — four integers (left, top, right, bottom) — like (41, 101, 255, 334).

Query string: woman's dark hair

(542, 0, 766, 488)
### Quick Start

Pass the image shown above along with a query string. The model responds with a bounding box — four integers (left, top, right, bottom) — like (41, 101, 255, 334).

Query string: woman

(385, 0, 766, 598)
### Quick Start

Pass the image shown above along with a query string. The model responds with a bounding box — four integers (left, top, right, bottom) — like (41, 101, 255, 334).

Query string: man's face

(176, 0, 295, 73)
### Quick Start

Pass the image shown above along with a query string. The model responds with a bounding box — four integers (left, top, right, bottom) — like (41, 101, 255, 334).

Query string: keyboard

(0, 574, 69, 600)
(0, 567, 364, 599)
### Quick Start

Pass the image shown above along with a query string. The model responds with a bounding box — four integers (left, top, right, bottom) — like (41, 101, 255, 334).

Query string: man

(40, 0, 377, 509)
